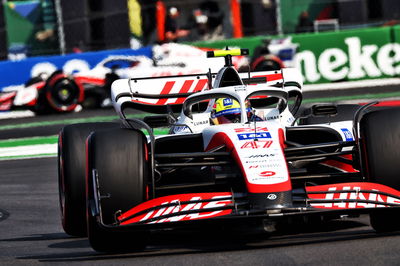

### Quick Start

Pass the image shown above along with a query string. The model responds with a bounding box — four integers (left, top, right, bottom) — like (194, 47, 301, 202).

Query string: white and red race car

(58, 49, 400, 252)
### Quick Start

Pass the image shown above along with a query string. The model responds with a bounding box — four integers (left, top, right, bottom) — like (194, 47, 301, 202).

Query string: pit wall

(192, 26, 400, 84)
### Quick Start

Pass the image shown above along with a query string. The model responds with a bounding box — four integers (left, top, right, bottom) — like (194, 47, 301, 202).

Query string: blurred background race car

(250, 37, 298, 71)
(0, 40, 297, 114)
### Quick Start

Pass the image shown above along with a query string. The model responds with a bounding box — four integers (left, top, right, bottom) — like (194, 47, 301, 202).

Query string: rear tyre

(360, 107, 400, 232)
(251, 55, 283, 71)
(86, 128, 149, 252)
(58, 122, 119, 237)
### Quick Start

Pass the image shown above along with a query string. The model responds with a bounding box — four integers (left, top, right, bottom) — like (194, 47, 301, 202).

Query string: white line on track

(0, 144, 56, 158)
(0, 110, 35, 120)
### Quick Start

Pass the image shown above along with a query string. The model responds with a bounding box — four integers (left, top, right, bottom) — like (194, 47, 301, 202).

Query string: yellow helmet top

(213, 98, 241, 117)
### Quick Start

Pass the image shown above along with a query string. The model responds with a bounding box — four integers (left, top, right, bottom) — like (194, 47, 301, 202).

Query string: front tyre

(360, 107, 400, 232)
(58, 122, 119, 237)
(86, 128, 149, 252)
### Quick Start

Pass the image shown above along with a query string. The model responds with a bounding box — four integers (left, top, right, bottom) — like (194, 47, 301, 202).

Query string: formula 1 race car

(58, 48, 400, 252)
(249, 37, 298, 71)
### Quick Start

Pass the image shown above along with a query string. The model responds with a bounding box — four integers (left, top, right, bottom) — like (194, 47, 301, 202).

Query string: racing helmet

(212, 98, 251, 124)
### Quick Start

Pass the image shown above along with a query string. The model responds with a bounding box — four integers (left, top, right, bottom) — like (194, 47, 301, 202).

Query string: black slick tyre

(359, 107, 400, 232)
(86, 128, 149, 252)
(251, 55, 283, 71)
(58, 122, 119, 237)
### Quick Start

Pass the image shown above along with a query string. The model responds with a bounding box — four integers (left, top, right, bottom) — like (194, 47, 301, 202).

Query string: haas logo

(259, 171, 276, 177)
(137, 196, 232, 224)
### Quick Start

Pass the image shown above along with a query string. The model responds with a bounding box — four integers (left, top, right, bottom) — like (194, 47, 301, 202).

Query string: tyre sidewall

(360, 107, 400, 232)
(58, 122, 119, 237)
(86, 128, 149, 252)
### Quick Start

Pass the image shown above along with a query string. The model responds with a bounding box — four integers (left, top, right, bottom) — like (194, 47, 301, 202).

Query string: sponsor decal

(234, 86, 246, 91)
(234, 127, 268, 133)
(246, 166, 289, 186)
(245, 158, 281, 164)
(193, 120, 209, 126)
(286, 116, 295, 125)
(248, 163, 281, 169)
(259, 171, 276, 177)
(172, 126, 189, 133)
(240, 140, 273, 149)
(267, 194, 277, 200)
(237, 132, 271, 140)
(264, 115, 279, 121)
(297, 36, 400, 83)
(223, 98, 233, 106)
(341, 128, 354, 141)
(245, 153, 277, 159)
(309, 185, 400, 209)
(252, 176, 286, 182)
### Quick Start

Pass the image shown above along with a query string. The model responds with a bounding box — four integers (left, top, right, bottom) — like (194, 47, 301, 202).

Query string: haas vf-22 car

(58, 48, 400, 252)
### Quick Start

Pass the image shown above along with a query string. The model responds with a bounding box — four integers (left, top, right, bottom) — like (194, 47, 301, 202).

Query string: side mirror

(143, 114, 176, 128)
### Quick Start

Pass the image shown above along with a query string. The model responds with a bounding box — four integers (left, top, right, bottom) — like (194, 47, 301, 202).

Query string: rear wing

(111, 68, 302, 116)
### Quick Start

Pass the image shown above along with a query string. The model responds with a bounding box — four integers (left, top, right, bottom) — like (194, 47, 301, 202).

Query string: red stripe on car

(156, 81, 175, 105)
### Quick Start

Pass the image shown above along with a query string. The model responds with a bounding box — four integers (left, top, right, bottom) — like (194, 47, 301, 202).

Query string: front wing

(92, 182, 400, 232)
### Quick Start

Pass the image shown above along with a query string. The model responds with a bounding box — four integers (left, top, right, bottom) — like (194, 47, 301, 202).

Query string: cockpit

(169, 83, 299, 134)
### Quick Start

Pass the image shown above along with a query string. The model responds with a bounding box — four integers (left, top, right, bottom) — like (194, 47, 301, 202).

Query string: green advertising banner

(293, 27, 395, 83)
(392, 25, 400, 45)
(192, 26, 400, 84)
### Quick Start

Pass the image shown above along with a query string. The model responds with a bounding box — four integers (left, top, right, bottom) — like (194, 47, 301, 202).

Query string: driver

(211, 98, 254, 124)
